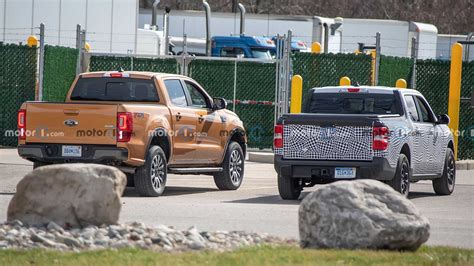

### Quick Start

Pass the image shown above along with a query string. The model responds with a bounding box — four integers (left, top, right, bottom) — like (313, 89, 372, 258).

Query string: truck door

(414, 96, 440, 174)
(163, 79, 199, 165)
(181, 80, 224, 164)
(404, 95, 434, 175)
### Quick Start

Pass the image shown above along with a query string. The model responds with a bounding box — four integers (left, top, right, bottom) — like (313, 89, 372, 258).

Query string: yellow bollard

(311, 42, 322, 54)
(26, 35, 39, 47)
(448, 43, 463, 160)
(371, 50, 376, 86)
(339, 76, 351, 86)
(396, 79, 407, 89)
(290, 75, 303, 113)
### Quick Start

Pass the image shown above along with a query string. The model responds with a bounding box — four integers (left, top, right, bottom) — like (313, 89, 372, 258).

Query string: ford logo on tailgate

(64, 119, 79, 127)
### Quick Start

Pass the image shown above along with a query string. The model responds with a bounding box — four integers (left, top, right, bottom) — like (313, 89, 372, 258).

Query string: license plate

(335, 167, 356, 179)
(62, 145, 82, 157)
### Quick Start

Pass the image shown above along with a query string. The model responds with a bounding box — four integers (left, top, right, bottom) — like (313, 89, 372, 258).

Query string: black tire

(213, 141, 244, 190)
(134, 146, 167, 197)
(126, 173, 135, 187)
(387, 154, 411, 197)
(278, 174, 302, 200)
(433, 148, 455, 195)
(33, 161, 49, 169)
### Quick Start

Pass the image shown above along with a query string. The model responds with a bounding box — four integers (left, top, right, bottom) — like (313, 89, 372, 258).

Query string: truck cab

(211, 36, 274, 59)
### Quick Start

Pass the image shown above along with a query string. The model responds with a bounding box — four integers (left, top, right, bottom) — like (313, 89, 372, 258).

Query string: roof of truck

(312, 86, 420, 95)
(79, 71, 187, 79)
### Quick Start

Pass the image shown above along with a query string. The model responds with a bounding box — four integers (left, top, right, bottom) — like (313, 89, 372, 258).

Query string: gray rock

(7, 164, 126, 228)
(110, 240, 132, 249)
(31, 232, 57, 247)
(57, 235, 81, 247)
(0, 240, 8, 248)
(47, 221, 64, 233)
(299, 180, 430, 250)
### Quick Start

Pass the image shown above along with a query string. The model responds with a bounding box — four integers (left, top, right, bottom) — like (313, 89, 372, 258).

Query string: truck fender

(219, 127, 247, 164)
(145, 127, 173, 162)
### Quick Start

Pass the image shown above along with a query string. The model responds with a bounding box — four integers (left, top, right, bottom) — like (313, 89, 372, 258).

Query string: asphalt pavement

(0, 148, 473, 249)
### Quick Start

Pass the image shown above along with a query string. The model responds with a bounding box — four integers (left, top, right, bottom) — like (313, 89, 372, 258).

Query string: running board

(168, 167, 223, 174)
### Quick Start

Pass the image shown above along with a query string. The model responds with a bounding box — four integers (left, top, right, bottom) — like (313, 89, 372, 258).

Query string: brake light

(347, 88, 360, 93)
(274, 124, 283, 148)
(18, 109, 26, 140)
(373, 126, 389, 150)
(110, 73, 123, 78)
(117, 112, 133, 142)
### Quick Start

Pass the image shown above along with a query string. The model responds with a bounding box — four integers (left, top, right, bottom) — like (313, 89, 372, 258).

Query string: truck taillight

(18, 109, 26, 140)
(117, 112, 133, 142)
(373, 126, 389, 150)
(274, 124, 283, 149)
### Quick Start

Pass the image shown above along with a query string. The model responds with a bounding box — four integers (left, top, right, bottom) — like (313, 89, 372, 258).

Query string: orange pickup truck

(17, 71, 247, 197)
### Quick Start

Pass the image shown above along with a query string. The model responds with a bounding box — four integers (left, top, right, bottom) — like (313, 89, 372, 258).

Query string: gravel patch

(0, 220, 295, 252)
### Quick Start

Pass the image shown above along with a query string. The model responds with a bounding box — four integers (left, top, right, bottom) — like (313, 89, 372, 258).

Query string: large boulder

(299, 180, 430, 250)
(7, 163, 126, 228)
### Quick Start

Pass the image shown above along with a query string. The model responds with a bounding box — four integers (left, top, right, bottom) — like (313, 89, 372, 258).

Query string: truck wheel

(387, 154, 411, 197)
(433, 148, 455, 195)
(126, 173, 135, 187)
(213, 141, 244, 190)
(134, 146, 167, 197)
(278, 175, 302, 200)
(33, 161, 49, 169)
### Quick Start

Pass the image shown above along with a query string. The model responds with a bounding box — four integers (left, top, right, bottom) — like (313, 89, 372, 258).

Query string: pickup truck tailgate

(283, 115, 374, 161)
(25, 103, 118, 145)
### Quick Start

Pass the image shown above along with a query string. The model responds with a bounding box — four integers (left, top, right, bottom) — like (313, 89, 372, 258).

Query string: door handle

(198, 115, 204, 123)
(176, 113, 182, 121)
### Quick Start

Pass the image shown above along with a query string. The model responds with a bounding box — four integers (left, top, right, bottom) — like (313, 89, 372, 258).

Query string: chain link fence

(460, 61, 473, 159)
(293, 53, 373, 102)
(89, 55, 179, 73)
(43, 45, 78, 102)
(378, 55, 413, 87)
(188, 59, 276, 149)
(0, 43, 37, 146)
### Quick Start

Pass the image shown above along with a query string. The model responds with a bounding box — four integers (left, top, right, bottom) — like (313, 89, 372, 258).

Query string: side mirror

(437, 114, 450, 125)
(213, 97, 227, 110)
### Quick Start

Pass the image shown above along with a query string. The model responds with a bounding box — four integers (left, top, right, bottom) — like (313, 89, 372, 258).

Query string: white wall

(342, 19, 410, 57)
(1, 0, 138, 53)
(437, 35, 474, 61)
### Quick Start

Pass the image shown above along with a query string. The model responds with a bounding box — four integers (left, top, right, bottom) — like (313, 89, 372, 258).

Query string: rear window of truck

(307, 92, 402, 115)
(70, 78, 159, 102)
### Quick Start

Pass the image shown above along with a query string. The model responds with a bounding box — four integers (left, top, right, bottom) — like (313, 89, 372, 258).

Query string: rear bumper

(274, 155, 396, 181)
(18, 144, 128, 164)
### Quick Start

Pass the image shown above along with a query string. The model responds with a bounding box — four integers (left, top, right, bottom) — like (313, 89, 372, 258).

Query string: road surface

(0, 148, 472, 248)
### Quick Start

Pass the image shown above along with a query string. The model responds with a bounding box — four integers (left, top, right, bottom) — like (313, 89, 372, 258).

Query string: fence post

(374, 32, 381, 86)
(233, 60, 237, 113)
(37, 23, 45, 101)
(290, 75, 303, 113)
(448, 43, 463, 160)
(75, 24, 82, 75)
(410, 37, 417, 89)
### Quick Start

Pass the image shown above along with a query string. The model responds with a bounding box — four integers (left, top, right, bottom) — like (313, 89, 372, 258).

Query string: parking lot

(0, 148, 472, 249)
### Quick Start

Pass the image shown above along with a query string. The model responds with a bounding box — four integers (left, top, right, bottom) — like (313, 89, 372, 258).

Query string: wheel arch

(146, 127, 172, 162)
(400, 143, 411, 165)
(220, 127, 247, 164)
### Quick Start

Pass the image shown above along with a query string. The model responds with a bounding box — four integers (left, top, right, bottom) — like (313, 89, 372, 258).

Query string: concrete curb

(248, 152, 474, 170)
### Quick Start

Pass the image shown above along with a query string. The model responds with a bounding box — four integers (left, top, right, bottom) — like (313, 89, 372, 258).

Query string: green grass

(0, 245, 473, 266)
